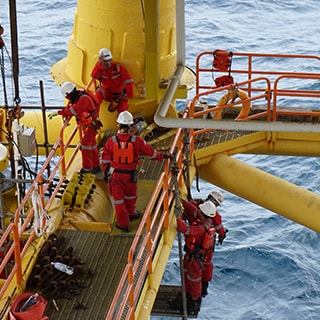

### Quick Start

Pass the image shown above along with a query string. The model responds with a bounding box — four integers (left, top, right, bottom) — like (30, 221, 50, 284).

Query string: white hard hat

(60, 82, 76, 97)
(208, 190, 224, 206)
(199, 200, 217, 218)
(117, 111, 134, 125)
(99, 48, 113, 60)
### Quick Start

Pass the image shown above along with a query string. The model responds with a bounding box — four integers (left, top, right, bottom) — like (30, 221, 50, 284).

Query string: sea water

(1, 1, 320, 319)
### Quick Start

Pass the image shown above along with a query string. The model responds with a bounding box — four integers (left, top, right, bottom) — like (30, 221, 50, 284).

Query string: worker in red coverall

(91, 48, 134, 113)
(180, 189, 228, 297)
(172, 200, 217, 315)
(101, 111, 172, 232)
(48, 82, 102, 174)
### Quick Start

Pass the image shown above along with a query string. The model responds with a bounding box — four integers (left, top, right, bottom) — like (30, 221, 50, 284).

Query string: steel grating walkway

(37, 229, 134, 320)
(25, 128, 252, 320)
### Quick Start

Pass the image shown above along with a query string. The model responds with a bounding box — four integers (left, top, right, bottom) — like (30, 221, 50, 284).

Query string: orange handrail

(0, 117, 83, 302)
(273, 73, 320, 121)
(106, 56, 320, 318)
(2, 52, 319, 319)
(193, 52, 320, 123)
(106, 119, 187, 319)
(196, 51, 320, 94)
(190, 77, 272, 122)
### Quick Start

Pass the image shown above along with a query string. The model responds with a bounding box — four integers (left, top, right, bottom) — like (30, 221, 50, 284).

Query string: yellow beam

(144, 0, 160, 100)
(199, 153, 320, 232)
(250, 131, 320, 156)
(194, 131, 320, 168)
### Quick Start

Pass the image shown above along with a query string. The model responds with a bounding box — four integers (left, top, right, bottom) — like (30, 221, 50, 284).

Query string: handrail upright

(0, 116, 83, 303)
(106, 126, 186, 319)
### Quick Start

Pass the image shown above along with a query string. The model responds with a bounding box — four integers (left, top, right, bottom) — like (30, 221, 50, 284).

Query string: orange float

(214, 87, 251, 120)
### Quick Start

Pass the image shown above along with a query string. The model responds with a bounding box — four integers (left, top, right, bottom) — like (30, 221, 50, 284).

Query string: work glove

(108, 98, 119, 112)
(92, 120, 103, 131)
(193, 198, 203, 205)
(48, 111, 58, 119)
(218, 228, 228, 245)
(176, 217, 185, 231)
(163, 151, 173, 160)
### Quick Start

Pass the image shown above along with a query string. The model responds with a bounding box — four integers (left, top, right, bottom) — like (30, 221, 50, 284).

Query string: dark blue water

(1, 1, 320, 319)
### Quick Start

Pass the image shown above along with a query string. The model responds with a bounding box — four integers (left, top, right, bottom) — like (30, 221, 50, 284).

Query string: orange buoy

(214, 87, 251, 120)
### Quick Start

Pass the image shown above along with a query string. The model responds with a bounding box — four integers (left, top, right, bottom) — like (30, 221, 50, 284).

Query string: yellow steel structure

(51, 0, 194, 131)
(1, 0, 320, 319)
(198, 153, 320, 232)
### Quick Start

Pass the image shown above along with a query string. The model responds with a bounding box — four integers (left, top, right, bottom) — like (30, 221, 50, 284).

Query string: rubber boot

(187, 295, 201, 315)
(202, 281, 209, 297)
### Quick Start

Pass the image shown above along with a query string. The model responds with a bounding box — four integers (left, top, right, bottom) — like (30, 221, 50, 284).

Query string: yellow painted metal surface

(2, 0, 320, 318)
(136, 209, 178, 320)
(50, 0, 194, 130)
(64, 0, 176, 88)
(194, 131, 320, 168)
(0, 143, 8, 172)
(199, 153, 320, 232)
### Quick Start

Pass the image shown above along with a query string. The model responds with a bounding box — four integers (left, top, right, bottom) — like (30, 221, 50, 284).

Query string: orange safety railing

(105, 54, 320, 319)
(106, 112, 187, 320)
(1, 52, 320, 319)
(272, 74, 320, 121)
(194, 51, 320, 122)
(196, 51, 320, 94)
(192, 77, 272, 122)
(0, 118, 82, 302)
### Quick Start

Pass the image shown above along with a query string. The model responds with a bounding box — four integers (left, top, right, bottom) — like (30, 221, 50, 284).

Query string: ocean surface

(1, 1, 320, 320)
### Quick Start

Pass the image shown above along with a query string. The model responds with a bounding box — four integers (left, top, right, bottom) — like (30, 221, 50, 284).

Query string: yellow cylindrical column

(50, 0, 184, 130)
(52, 0, 177, 93)
(199, 153, 320, 232)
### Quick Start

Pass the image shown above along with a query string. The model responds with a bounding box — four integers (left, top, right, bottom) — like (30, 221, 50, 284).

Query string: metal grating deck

(29, 230, 134, 320)
(152, 285, 198, 318)
(25, 128, 252, 320)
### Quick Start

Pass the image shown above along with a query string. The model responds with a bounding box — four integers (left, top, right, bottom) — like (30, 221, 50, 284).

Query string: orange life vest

(76, 112, 93, 125)
(212, 49, 233, 71)
(185, 221, 216, 255)
(212, 49, 234, 88)
(75, 90, 99, 125)
(214, 75, 234, 87)
(202, 223, 216, 251)
(112, 136, 135, 164)
(79, 89, 99, 107)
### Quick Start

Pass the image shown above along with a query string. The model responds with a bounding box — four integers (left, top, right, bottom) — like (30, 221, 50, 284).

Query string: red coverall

(181, 200, 226, 283)
(177, 217, 214, 301)
(101, 132, 165, 228)
(58, 91, 100, 170)
(91, 62, 134, 113)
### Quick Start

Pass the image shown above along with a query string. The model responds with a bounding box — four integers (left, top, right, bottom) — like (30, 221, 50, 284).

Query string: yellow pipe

(199, 153, 320, 232)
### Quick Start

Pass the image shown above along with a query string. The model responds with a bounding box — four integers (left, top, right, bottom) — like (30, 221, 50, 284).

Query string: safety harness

(99, 63, 121, 86)
(75, 90, 101, 128)
(185, 220, 216, 261)
(112, 136, 135, 165)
